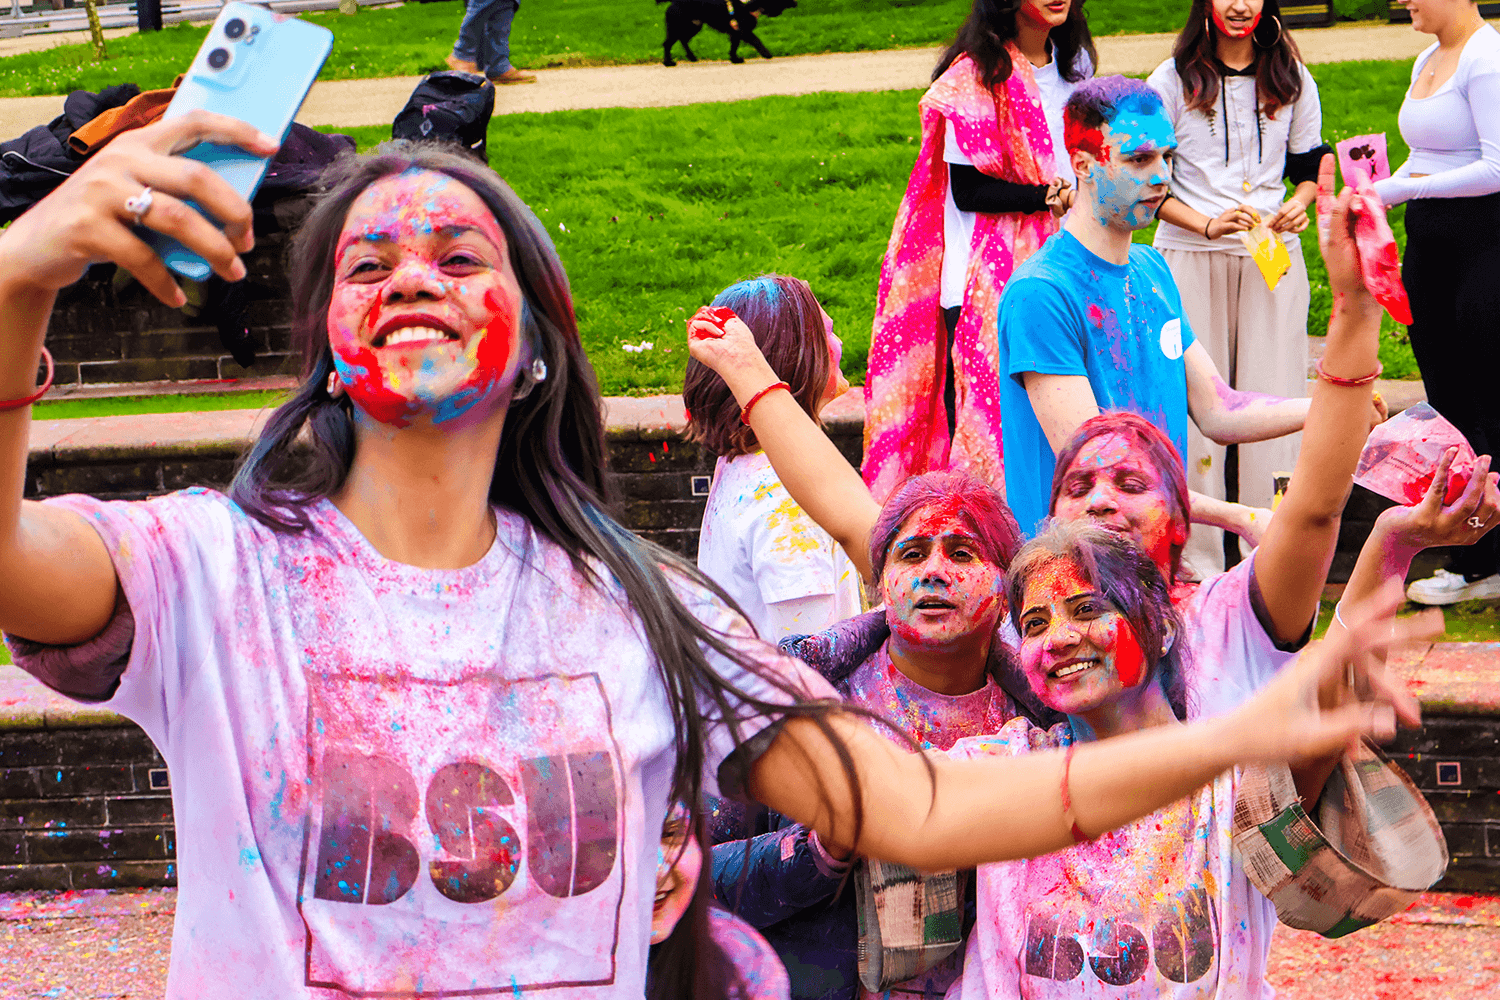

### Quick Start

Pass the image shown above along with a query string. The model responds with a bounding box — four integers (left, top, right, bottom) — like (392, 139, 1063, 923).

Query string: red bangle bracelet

(0, 345, 54, 412)
(740, 381, 790, 425)
(1314, 357, 1382, 387)
(1060, 741, 1089, 844)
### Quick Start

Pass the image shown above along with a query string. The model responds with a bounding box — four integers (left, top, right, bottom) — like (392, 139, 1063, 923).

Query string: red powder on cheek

(1114, 622, 1145, 687)
(476, 288, 519, 374)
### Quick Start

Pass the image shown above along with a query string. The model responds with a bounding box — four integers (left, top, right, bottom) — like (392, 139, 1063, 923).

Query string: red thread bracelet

(740, 381, 790, 425)
(1061, 742, 1089, 844)
(0, 345, 54, 412)
(1314, 357, 1382, 387)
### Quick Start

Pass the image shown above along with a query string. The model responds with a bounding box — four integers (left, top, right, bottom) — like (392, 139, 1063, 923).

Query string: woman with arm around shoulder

(1379, 0, 1500, 606)
(1147, 0, 1330, 578)
(0, 113, 1414, 998)
(863, 0, 1094, 503)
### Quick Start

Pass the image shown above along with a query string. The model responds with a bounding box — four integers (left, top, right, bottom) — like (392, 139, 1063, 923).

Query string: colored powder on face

(1113, 620, 1145, 687)
(1211, 6, 1260, 38)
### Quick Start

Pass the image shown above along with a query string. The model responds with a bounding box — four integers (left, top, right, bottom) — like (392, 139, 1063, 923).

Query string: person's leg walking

(449, 0, 499, 74)
(483, 0, 535, 83)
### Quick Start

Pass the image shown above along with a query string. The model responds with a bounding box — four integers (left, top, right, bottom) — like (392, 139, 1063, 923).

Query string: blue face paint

(1088, 106, 1178, 230)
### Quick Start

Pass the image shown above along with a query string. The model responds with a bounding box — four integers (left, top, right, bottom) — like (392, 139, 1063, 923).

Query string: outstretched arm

(1184, 343, 1312, 445)
(0, 113, 277, 647)
(688, 317, 881, 583)
(1337, 447, 1500, 624)
(1252, 155, 1393, 644)
(750, 596, 1422, 869)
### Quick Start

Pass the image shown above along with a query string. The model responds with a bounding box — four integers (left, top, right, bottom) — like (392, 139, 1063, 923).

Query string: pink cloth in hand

(1348, 175, 1413, 326)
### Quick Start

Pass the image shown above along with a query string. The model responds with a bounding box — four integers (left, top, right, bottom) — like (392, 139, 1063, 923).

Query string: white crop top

(1376, 23, 1500, 205)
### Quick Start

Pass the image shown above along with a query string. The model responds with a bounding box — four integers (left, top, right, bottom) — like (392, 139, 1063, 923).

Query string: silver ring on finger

(123, 186, 154, 228)
(1469, 516, 1485, 529)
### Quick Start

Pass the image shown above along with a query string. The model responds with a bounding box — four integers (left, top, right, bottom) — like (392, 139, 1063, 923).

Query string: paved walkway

(0, 19, 1463, 137)
(0, 885, 1494, 997)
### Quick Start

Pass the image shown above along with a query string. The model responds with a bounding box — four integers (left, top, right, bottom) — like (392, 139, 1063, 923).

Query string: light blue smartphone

(142, 3, 334, 281)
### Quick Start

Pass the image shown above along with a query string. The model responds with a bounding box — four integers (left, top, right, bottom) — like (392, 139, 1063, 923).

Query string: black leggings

(1404, 194, 1500, 578)
(943, 305, 961, 434)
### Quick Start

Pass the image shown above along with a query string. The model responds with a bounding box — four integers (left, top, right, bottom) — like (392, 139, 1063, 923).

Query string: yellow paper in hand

(1238, 220, 1291, 291)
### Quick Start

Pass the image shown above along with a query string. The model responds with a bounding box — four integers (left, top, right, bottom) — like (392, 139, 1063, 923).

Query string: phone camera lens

(207, 47, 231, 70)
(224, 18, 245, 40)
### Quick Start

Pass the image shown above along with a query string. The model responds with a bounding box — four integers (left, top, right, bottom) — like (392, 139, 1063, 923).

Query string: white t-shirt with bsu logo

(944, 721, 1273, 1000)
(38, 488, 824, 999)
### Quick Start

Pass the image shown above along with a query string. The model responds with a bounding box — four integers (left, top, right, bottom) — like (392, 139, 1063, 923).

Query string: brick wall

(41, 231, 298, 390)
(1390, 715, 1500, 893)
(0, 727, 174, 892)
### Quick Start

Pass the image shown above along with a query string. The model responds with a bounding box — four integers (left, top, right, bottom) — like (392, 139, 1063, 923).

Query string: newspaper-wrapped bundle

(1232, 740, 1448, 938)
(854, 859, 964, 990)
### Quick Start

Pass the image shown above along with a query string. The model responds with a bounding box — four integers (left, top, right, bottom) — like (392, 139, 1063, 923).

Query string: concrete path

(0, 19, 1459, 137)
(0, 885, 1494, 998)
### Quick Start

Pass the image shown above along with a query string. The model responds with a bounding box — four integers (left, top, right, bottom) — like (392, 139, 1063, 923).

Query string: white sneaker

(1405, 568, 1500, 606)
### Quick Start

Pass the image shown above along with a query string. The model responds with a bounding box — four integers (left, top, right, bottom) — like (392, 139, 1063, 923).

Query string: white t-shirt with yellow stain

(697, 451, 864, 644)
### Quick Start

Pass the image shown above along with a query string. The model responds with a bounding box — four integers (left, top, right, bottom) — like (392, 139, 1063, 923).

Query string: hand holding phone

(139, 3, 334, 281)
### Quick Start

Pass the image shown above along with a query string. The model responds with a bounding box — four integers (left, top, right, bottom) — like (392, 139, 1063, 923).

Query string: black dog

(657, 0, 798, 67)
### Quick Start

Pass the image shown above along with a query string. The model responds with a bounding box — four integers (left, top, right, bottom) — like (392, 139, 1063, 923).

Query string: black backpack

(391, 71, 495, 164)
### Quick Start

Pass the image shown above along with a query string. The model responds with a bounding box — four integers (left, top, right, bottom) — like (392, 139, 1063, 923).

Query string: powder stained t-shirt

(997, 229, 1196, 536)
(943, 720, 1274, 1000)
(19, 489, 828, 1000)
(698, 451, 864, 643)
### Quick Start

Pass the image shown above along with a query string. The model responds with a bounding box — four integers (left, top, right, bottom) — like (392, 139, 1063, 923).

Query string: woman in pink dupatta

(863, 0, 1096, 506)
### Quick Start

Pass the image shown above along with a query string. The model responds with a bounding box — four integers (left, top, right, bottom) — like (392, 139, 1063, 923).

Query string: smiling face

(1074, 107, 1176, 231)
(1016, 557, 1149, 716)
(1051, 433, 1188, 577)
(328, 169, 527, 429)
(1210, 0, 1262, 38)
(881, 499, 1006, 650)
(650, 810, 703, 945)
(1019, 0, 1072, 30)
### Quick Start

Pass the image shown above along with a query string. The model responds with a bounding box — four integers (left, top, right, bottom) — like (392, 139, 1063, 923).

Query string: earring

(530, 357, 548, 383)
(326, 370, 345, 399)
(1253, 15, 1283, 49)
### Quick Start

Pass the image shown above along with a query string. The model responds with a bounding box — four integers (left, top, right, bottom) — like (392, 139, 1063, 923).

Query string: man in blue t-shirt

(998, 77, 1314, 539)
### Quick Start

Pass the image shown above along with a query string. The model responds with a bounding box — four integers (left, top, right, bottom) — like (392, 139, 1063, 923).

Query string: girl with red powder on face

(0, 115, 1415, 999)
(1148, 0, 1331, 578)
(864, 0, 1095, 504)
(944, 522, 1401, 999)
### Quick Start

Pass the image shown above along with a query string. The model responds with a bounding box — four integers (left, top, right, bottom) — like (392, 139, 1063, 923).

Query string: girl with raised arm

(0, 114, 1410, 999)
(685, 275, 862, 643)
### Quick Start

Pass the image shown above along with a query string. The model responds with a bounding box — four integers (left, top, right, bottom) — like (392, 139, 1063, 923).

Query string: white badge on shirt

(1159, 318, 1184, 361)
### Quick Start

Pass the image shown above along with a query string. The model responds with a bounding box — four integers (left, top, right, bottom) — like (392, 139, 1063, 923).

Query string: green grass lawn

(1313, 597, 1500, 642)
(335, 57, 1415, 397)
(31, 389, 288, 421)
(0, 0, 1190, 97)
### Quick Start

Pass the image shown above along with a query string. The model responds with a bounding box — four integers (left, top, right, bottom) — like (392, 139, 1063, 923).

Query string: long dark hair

(1007, 521, 1190, 720)
(1172, 0, 1303, 117)
(683, 274, 832, 458)
(230, 143, 862, 996)
(647, 810, 740, 1000)
(934, 0, 1096, 89)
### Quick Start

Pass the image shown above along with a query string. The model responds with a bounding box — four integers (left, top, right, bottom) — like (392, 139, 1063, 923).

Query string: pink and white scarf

(863, 50, 1059, 503)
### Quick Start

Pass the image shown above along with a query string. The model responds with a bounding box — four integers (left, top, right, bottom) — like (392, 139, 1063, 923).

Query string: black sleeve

(1284, 143, 1333, 186)
(949, 163, 1050, 215)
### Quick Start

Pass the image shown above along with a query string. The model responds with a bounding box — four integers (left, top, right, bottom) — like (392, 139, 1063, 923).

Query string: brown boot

(445, 54, 480, 75)
(488, 68, 537, 85)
